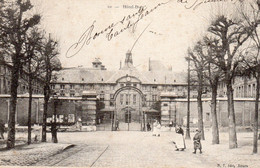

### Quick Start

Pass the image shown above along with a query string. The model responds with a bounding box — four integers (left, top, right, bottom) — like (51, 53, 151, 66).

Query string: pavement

(0, 142, 74, 166)
(0, 131, 259, 168)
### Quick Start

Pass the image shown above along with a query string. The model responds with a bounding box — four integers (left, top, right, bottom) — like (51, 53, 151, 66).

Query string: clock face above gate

(126, 77, 131, 82)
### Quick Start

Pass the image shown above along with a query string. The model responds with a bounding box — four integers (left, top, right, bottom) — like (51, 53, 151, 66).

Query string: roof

(53, 67, 187, 85)
(149, 60, 169, 71)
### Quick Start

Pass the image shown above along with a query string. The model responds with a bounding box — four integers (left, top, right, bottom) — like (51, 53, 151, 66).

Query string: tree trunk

(27, 61, 32, 145)
(185, 57, 191, 139)
(7, 58, 20, 149)
(226, 80, 237, 149)
(253, 73, 260, 153)
(197, 84, 205, 140)
(41, 85, 49, 142)
(211, 83, 219, 144)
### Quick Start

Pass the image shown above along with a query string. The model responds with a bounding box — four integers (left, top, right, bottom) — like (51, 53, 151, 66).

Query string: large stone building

(0, 59, 43, 95)
(51, 51, 188, 130)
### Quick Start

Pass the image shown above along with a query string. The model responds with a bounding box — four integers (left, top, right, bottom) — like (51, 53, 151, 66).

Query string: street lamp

(52, 92, 58, 143)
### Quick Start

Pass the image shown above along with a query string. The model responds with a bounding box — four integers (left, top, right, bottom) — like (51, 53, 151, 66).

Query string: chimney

(120, 60, 122, 70)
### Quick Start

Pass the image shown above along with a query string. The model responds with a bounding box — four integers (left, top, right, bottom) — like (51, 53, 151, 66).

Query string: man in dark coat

(147, 122, 151, 131)
(193, 129, 202, 154)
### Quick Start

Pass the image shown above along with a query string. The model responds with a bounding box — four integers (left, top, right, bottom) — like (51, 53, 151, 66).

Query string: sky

(30, 0, 241, 72)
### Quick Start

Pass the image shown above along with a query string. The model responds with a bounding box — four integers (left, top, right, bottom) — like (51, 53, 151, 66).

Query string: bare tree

(207, 13, 256, 148)
(203, 36, 224, 144)
(187, 42, 208, 140)
(40, 34, 61, 142)
(22, 28, 43, 145)
(238, 0, 260, 154)
(0, 0, 41, 149)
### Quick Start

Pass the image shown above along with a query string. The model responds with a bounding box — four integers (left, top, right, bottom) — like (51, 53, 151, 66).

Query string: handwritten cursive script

(66, 0, 172, 58)
(177, 0, 238, 10)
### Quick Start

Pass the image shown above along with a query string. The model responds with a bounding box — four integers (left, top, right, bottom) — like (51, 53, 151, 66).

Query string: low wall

(1, 95, 260, 128)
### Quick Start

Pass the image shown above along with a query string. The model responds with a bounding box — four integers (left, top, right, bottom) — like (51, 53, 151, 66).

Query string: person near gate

(147, 122, 151, 131)
(152, 120, 161, 136)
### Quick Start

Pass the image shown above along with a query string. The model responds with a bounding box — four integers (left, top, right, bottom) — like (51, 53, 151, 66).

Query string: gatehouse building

(50, 51, 188, 131)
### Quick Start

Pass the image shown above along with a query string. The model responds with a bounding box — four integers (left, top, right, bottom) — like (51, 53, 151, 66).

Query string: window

(110, 94, 114, 106)
(81, 84, 84, 90)
(51, 85, 55, 89)
(152, 86, 157, 91)
(90, 84, 94, 90)
(100, 94, 104, 101)
(253, 84, 256, 97)
(152, 95, 157, 102)
(60, 84, 65, 89)
(126, 94, 129, 105)
(110, 85, 114, 90)
(143, 94, 147, 106)
(62, 78, 64, 81)
(120, 94, 124, 105)
(120, 83, 124, 88)
(248, 84, 251, 97)
(70, 84, 74, 89)
(206, 113, 210, 121)
(70, 93, 75, 97)
(133, 94, 136, 105)
(60, 93, 65, 96)
(133, 84, 137, 87)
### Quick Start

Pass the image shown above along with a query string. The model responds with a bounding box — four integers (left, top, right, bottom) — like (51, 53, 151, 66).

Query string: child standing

(193, 129, 202, 154)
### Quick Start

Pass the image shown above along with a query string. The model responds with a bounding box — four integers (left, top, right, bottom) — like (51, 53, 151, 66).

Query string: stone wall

(1, 96, 260, 128)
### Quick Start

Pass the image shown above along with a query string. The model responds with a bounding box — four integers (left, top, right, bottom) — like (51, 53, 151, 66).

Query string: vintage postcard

(0, 0, 260, 167)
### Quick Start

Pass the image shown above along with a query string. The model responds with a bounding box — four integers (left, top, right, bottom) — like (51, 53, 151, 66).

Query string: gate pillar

(160, 92, 178, 127)
(82, 91, 97, 125)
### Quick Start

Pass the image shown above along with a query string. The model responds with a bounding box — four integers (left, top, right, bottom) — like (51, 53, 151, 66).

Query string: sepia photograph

(0, 0, 260, 167)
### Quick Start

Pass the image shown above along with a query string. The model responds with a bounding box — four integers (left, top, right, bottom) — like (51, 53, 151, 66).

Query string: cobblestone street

(0, 131, 260, 167)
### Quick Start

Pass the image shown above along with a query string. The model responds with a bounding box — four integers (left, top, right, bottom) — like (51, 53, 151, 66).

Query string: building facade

(51, 51, 188, 130)
(0, 60, 44, 95)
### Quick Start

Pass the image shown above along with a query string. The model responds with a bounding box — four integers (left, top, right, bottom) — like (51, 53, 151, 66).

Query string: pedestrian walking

(152, 120, 161, 136)
(115, 119, 119, 131)
(0, 120, 5, 140)
(147, 122, 151, 131)
(173, 125, 186, 151)
(193, 129, 202, 154)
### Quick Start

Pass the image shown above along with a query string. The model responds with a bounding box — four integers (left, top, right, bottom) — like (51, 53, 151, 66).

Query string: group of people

(151, 119, 202, 154)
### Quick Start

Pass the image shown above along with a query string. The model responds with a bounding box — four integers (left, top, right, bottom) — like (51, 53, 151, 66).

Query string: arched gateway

(111, 86, 145, 131)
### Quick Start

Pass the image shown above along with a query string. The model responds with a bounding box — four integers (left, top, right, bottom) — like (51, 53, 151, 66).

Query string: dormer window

(62, 78, 64, 81)
(82, 78, 84, 81)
